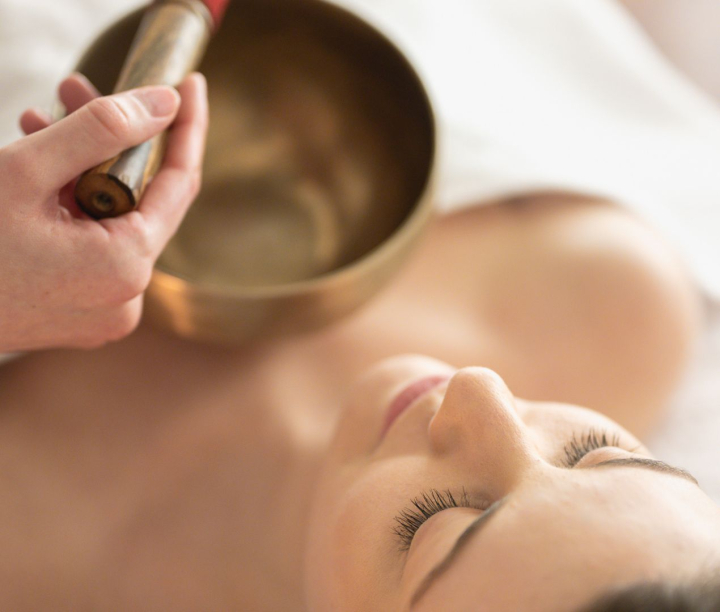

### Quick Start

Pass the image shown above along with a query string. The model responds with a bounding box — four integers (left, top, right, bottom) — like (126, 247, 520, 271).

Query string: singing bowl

(74, 0, 436, 344)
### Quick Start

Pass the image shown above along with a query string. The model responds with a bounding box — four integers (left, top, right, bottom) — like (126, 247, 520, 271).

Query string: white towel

(340, 0, 720, 302)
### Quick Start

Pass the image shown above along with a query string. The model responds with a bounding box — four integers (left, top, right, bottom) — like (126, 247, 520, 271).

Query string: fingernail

(131, 86, 180, 117)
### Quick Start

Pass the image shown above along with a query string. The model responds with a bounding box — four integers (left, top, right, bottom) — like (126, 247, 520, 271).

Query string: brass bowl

(75, 0, 436, 344)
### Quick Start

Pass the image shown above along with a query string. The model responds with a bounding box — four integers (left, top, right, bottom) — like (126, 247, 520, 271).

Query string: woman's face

(304, 355, 720, 612)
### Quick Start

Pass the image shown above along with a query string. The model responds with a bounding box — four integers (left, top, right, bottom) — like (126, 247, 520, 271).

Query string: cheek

(303, 461, 348, 611)
(303, 459, 421, 611)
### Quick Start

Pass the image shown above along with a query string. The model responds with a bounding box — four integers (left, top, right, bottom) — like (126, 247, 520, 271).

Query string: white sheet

(1, 0, 719, 499)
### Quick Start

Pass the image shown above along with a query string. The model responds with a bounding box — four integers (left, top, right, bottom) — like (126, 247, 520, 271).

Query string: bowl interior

(76, 0, 435, 289)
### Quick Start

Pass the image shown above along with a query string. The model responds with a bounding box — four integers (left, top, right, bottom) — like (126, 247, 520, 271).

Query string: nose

(428, 367, 537, 492)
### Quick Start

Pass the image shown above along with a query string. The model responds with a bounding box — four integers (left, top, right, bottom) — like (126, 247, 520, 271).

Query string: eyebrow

(587, 456, 698, 485)
(408, 457, 698, 608)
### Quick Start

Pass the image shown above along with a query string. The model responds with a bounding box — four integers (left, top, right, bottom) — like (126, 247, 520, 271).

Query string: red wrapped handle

(199, 0, 230, 30)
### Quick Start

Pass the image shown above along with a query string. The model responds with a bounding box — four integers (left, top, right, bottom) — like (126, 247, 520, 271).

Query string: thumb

(25, 86, 180, 190)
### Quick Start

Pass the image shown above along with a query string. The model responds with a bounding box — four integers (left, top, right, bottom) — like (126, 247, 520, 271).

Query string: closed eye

(393, 488, 486, 553)
(562, 427, 626, 467)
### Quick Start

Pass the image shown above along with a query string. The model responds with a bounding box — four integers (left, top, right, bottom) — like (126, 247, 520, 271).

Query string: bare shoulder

(431, 193, 705, 435)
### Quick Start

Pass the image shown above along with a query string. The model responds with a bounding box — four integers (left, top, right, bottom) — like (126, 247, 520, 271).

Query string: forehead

(415, 468, 718, 612)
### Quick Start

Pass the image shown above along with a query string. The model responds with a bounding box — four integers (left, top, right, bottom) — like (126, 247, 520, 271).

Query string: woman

(1, 78, 717, 609)
(2, 3, 720, 612)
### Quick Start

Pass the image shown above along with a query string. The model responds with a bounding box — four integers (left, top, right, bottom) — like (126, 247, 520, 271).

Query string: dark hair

(581, 580, 720, 612)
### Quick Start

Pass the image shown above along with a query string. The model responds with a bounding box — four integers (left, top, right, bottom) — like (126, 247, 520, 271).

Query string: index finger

(59, 73, 101, 115)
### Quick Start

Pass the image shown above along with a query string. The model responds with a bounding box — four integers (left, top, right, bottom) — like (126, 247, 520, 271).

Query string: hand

(0, 72, 208, 352)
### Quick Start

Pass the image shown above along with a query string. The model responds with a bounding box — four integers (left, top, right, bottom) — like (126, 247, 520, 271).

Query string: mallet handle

(74, 0, 212, 219)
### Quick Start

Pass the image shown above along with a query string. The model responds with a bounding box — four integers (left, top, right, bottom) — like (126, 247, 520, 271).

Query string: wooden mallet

(74, 0, 229, 219)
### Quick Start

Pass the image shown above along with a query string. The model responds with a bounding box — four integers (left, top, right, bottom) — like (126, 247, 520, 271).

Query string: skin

(0, 36, 713, 609)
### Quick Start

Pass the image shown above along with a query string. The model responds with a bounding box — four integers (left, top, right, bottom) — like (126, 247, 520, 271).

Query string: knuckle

(86, 97, 133, 142)
(104, 302, 143, 343)
(92, 265, 149, 308)
(123, 212, 154, 259)
(110, 265, 152, 304)
(130, 266, 153, 297)
(99, 241, 154, 306)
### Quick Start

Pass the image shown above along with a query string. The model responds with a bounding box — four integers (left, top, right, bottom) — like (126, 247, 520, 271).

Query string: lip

(381, 374, 452, 439)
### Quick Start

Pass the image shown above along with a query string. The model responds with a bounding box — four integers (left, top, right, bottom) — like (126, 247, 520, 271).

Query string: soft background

(0, 0, 718, 498)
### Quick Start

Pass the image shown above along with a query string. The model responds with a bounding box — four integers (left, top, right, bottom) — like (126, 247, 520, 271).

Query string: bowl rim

(87, 0, 440, 299)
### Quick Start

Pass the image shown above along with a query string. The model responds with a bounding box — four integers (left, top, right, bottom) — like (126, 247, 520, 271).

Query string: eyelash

(393, 488, 475, 552)
(562, 427, 623, 467)
(393, 427, 629, 551)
